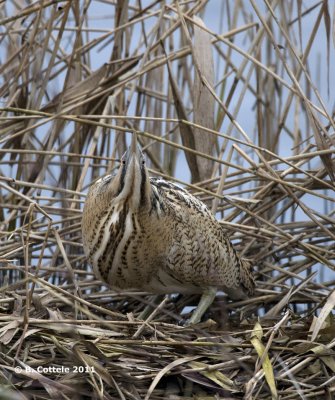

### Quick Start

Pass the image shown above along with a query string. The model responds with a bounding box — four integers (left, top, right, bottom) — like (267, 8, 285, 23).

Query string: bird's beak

(130, 132, 138, 156)
(125, 132, 141, 165)
(126, 132, 142, 167)
(115, 132, 150, 207)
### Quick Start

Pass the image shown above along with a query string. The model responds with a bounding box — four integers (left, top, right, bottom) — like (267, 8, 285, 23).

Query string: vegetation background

(0, 0, 335, 399)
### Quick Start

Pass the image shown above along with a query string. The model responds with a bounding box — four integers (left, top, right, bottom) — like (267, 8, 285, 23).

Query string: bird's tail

(240, 258, 256, 296)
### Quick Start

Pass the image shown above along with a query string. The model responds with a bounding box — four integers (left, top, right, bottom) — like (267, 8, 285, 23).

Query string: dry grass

(0, 1, 335, 399)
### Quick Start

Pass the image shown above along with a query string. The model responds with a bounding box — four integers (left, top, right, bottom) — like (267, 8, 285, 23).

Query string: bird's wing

(149, 177, 211, 217)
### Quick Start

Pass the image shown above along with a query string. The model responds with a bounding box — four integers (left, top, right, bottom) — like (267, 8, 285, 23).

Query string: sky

(0, 1, 334, 285)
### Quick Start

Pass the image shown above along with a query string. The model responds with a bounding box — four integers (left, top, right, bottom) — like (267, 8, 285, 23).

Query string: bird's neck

(115, 159, 151, 211)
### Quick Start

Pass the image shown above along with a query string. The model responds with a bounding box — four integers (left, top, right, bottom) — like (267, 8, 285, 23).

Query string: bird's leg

(186, 287, 217, 326)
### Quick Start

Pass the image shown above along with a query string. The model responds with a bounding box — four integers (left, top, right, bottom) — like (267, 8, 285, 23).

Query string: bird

(82, 133, 255, 325)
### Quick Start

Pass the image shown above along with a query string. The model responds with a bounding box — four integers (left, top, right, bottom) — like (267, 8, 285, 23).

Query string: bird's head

(84, 133, 151, 218)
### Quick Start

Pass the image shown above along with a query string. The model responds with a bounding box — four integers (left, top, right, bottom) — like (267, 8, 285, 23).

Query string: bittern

(82, 133, 255, 325)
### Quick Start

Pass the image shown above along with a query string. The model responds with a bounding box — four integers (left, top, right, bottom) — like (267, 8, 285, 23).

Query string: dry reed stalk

(0, 1, 334, 399)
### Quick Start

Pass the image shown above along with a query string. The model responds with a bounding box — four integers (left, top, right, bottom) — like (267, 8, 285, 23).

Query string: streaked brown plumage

(82, 134, 255, 325)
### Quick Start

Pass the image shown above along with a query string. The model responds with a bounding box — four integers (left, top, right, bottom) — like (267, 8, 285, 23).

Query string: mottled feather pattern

(82, 173, 255, 298)
(150, 178, 210, 216)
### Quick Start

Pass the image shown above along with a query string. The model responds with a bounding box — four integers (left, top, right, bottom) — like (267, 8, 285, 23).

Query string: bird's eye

(121, 160, 126, 165)
(142, 160, 145, 165)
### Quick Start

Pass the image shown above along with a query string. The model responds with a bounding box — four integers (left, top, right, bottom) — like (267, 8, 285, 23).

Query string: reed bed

(0, 1, 334, 399)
